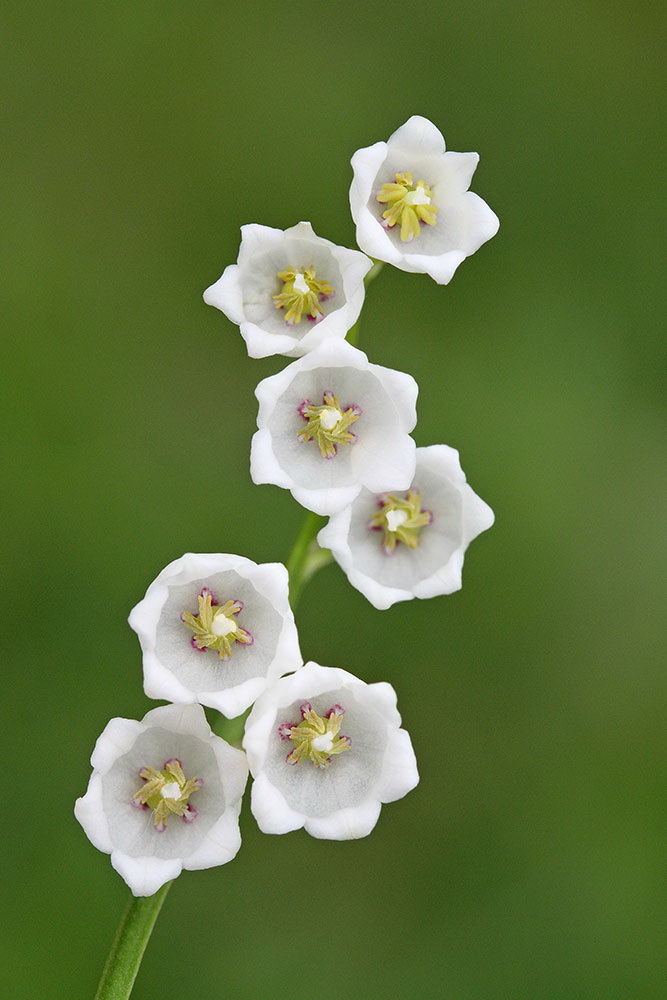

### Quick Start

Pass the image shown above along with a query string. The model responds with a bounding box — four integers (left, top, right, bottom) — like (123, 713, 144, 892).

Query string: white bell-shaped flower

(129, 553, 302, 718)
(350, 116, 499, 284)
(250, 338, 418, 516)
(75, 704, 248, 896)
(203, 221, 373, 358)
(317, 445, 494, 609)
(243, 661, 419, 840)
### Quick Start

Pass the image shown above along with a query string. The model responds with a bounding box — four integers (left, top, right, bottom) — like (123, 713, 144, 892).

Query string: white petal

(250, 772, 305, 835)
(110, 852, 183, 897)
(76, 705, 247, 893)
(349, 116, 498, 281)
(205, 221, 371, 359)
(440, 151, 479, 194)
(304, 799, 382, 840)
(387, 115, 447, 157)
(90, 718, 146, 773)
(398, 249, 467, 285)
(74, 774, 112, 854)
(131, 553, 302, 717)
(250, 428, 294, 488)
(244, 664, 417, 841)
(290, 482, 362, 517)
(141, 702, 211, 739)
(320, 445, 494, 608)
(184, 807, 242, 870)
(202, 264, 245, 325)
(377, 727, 419, 802)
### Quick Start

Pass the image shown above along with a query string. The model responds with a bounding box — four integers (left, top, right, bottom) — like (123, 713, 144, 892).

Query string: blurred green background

(3, 1, 665, 997)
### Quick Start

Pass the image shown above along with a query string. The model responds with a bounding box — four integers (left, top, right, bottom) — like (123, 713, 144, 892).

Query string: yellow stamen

(181, 591, 252, 659)
(273, 265, 334, 324)
(297, 391, 360, 459)
(376, 172, 438, 242)
(133, 759, 202, 829)
(283, 705, 351, 768)
(371, 489, 432, 553)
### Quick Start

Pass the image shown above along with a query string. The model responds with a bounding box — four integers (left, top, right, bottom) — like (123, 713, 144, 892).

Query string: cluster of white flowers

(76, 116, 497, 897)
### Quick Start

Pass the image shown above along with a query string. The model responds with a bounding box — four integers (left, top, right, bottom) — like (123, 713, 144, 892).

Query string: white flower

(128, 553, 302, 718)
(203, 221, 373, 358)
(243, 662, 418, 839)
(74, 703, 248, 896)
(250, 338, 418, 516)
(350, 115, 499, 284)
(317, 445, 494, 609)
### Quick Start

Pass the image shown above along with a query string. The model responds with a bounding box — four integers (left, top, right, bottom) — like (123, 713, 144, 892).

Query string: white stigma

(161, 782, 182, 800)
(293, 272, 310, 295)
(405, 188, 432, 206)
(386, 509, 408, 532)
(319, 407, 342, 431)
(311, 732, 335, 753)
(212, 612, 237, 637)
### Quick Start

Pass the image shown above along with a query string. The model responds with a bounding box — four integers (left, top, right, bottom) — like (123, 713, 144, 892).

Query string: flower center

(370, 489, 433, 553)
(273, 265, 334, 325)
(297, 391, 361, 459)
(278, 702, 352, 768)
(376, 171, 438, 242)
(181, 588, 253, 659)
(133, 758, 203, 832)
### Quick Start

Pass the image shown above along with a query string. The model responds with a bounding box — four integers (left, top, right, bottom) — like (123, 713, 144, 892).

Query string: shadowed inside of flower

(297, 391, 361, 459)
(370, 489, 433, 553)
(181, 587, 253, 659)
(133, 758, 203, 832)
(273, 265, 334, 325)
(376, 171, 438, 242)
(278, 701, 352, 768)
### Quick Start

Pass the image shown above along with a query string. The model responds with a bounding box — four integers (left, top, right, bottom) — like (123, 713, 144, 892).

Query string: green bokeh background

(3, 2, 665, 997)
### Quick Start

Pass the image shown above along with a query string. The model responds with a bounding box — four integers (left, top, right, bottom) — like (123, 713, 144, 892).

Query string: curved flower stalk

(243, 661, 419, 839)
(350, 115, 499, 284)
(317, 445, 494, 609)
(203, 221, 373, 358)
(250, 338, 418, 516)
(128, 553, 302, 719)
(74, 704, 248, 896)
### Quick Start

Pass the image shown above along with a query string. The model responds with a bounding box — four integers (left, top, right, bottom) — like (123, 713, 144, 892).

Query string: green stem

(346, 259, 383, 347)
(286, 509, 331, 607)
(94, 882, 171, 1000)
(212, 706, 250, 745)
(94, 258, 382, 998)
(364, 258, 384, 288)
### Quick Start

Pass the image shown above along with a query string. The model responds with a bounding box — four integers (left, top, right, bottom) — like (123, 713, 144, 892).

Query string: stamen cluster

(273, 265, 334, 325)
(377, 171, 438, 242)
(278, 701, 351, 768)
(370, 488, 433, 553)
(297, 391, 361, 459)
(133, 758, 203, 832)
(181, 588, 253, 659)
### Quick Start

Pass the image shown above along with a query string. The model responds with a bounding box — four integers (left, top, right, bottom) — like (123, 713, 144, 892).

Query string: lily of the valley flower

(243, 661, 419, 839)
(317, 444, 494, 609)
(129, 553, 302, 718)
(350, 116, 499, 284)
(74, 703, 248, 896)
(250, 338, 418, 516)
(203, 221, 373, 358)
